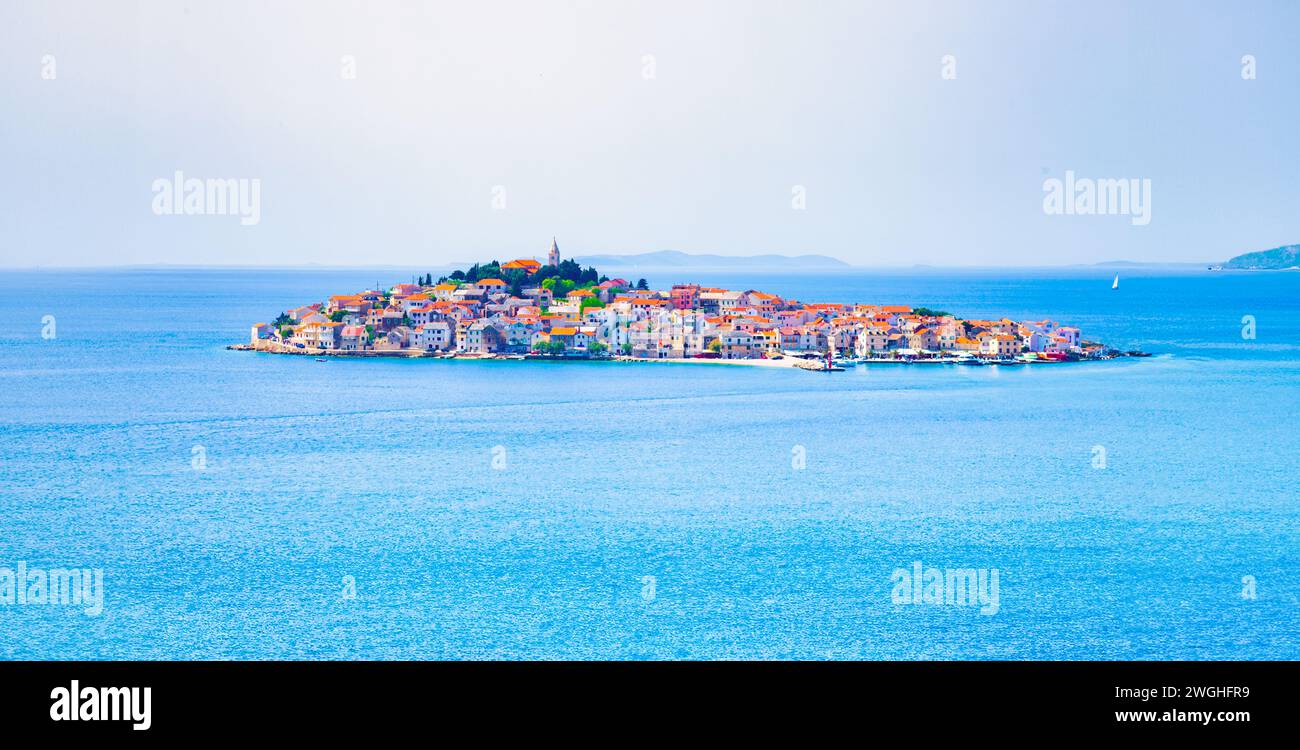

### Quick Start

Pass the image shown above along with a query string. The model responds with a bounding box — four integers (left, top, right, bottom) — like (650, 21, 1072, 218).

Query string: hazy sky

(3, 0, 1298, 267)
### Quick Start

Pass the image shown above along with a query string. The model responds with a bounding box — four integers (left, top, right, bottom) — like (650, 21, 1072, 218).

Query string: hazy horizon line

(0, 259, 1227, 272)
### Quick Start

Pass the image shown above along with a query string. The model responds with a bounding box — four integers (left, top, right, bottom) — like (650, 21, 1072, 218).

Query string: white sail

(1112, 274, 1119, 289)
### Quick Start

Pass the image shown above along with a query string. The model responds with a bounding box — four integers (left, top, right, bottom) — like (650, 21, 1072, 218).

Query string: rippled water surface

(0, 267, 1296, 659)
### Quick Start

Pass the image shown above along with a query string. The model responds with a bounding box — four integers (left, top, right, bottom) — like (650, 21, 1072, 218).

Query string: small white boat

(1112, 274, 1119, 290)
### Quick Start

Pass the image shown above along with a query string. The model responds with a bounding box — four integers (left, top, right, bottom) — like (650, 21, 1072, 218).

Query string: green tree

(542, 277, 576, 298)
(587, 342, 608, 357)
(502, 268, 527, 296)
(636, 278, 649, 290)
(579, 297, 605, 314)
(558, 258, 582, 281)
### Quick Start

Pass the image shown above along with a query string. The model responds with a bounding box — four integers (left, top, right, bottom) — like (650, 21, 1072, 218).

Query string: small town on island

(236, 238, 1138, 370)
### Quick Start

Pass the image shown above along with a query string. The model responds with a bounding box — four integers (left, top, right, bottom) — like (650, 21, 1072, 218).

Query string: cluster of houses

(250, 244, 1096, 361)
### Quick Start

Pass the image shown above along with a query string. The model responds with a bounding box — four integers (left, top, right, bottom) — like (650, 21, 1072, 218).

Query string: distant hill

(1085, 260, 1209, 268)
(1223, 244, 1300, 270)
(570, 250, 850, 270)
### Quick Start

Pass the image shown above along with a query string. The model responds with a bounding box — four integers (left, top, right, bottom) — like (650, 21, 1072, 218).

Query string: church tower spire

(548, 237, 560, 268)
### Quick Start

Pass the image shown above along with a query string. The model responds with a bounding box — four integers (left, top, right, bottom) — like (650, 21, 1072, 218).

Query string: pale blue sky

(2, 0, 1298, 267)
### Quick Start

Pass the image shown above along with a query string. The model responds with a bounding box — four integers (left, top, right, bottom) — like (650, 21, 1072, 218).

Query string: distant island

(1086, 260, 1209, 268)
(570, 250, 850, 270)
(233, 238, 1136, 370)
(1223, 244, 1300, 270)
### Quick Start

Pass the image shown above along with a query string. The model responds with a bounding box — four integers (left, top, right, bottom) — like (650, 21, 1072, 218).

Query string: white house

(414, 321, 454, 350)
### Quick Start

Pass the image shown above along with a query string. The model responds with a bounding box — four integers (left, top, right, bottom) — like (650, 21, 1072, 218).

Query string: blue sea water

(0, 267, 1296, 660)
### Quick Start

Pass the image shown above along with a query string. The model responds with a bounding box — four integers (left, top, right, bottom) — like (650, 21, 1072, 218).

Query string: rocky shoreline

(228, 342, 1144, 370)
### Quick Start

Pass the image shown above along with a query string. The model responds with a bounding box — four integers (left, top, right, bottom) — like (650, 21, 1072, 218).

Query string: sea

(0, 266, 1296, 659)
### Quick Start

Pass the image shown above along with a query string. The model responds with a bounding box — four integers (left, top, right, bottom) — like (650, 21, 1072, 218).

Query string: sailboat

(1111, 274, 1119, 290)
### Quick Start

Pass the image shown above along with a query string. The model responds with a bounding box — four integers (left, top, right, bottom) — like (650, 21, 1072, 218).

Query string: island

(233, 238, 1131, 369)
(1222, 244, 1300, 270)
